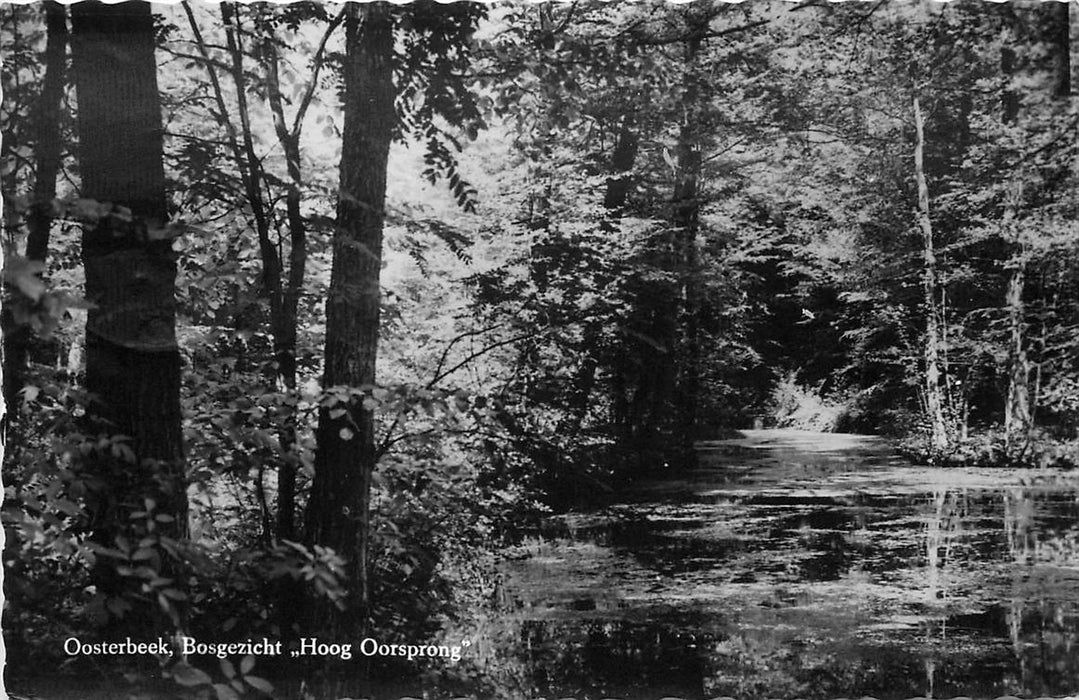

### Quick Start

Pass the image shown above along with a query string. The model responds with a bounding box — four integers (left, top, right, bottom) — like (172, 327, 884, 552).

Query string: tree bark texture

(305, 2, 395, 634)
(70, 0, 186, 630)
(1004, 249, 1032, 452)
(913, 96, 950, 452)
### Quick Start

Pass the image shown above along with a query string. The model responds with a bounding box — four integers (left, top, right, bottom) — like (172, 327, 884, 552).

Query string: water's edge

(457, 430, 1079, 700)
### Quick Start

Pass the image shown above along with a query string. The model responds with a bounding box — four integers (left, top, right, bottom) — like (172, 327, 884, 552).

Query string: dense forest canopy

(1, 0, 1076, 698)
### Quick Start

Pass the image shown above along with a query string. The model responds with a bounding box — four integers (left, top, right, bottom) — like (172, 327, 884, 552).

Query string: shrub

(768, 372, 849, 432)
(899, 426, 1079, 469)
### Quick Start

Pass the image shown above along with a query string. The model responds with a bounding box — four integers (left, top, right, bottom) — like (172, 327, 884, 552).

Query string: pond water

(452, 430, 1079, 700)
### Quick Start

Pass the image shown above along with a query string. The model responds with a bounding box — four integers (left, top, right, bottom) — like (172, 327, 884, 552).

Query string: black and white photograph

(2, 1, 1078, 698)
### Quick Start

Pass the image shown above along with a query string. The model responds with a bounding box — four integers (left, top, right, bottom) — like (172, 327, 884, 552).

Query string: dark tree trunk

(602, 118, 639, 221)
(262, 28, 309, 543)
(258, 11, 318, 641)
(671, 33, 704, 470)
(184, 4, 305, 544)
(219, 6, 282, 371)
(1001, 45, 1020, 125)
(3, 2, 67, 414)
(1047, 1, 1071, 99)
(70, 0, 185, 627)
(589, 117, 638, 439)
(304, 2, 395, 635)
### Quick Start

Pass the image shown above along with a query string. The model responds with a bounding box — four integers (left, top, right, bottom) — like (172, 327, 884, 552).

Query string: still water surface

(453, 430, 1079, 700)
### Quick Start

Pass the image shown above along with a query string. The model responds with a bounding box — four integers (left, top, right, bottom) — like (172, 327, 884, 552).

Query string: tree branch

(427, 331, 538, 390)
(631, 18, 769, 47)
(291, 7, 346, 139)
(427, 323, 505, 389)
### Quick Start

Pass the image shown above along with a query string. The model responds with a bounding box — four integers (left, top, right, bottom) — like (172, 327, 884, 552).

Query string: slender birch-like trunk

(913, 96, 949, 452)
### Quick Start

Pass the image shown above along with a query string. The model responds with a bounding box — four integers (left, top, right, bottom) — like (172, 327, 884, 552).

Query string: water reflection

(449, 431, 1079, 700)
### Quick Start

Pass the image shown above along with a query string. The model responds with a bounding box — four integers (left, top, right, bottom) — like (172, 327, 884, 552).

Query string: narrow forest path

(458, 429, 1079, 700)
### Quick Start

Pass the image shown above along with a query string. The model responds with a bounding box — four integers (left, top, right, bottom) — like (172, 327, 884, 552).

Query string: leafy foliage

(3, 1, 1079, 697)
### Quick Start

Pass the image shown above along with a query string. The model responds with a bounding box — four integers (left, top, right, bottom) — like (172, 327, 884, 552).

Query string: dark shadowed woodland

(2, 1, 1079, 699)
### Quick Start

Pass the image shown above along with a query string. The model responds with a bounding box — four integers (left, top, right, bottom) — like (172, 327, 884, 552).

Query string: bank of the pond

(897, 431, 1079, 471)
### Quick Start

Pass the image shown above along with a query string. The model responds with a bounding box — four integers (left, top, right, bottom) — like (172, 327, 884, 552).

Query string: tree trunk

(258, 11, 320, 641)
(3, 2, 67, 414)
(304, 2, 395, 635)
(1000, 0, 1072, 452)
(1004, 245, 1031, 453)
(671, 33, 704, 469)
(25, 2, 66, 264)
(591, 117, 638, 440)
(1000, 44, 1020, 126)
(262, 27, 309, 543)
(1000, 19, 1035, 453)
(1047, 1, 1071, 99)
(185, 4, 309, 543)
(220, 3, 282, 339)
(69, 0, 185, 627)
(913, 95, 950, 452)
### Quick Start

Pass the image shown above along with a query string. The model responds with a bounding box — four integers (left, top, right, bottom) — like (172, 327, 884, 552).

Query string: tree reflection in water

(441, 433, 1079, 700)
